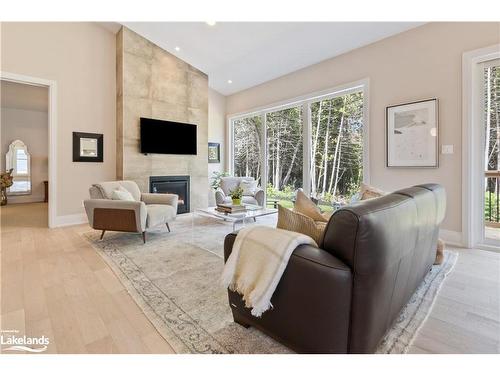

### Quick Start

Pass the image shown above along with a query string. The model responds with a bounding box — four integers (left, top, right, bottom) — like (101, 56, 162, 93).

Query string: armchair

(84, 180, 178, 243)
(215, 176, 265, 206)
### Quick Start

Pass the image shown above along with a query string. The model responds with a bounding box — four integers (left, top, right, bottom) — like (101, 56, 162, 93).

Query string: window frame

(227, 79, 370, 201)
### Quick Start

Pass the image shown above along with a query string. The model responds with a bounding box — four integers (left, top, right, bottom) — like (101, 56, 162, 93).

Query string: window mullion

(302, 103, 312, 196)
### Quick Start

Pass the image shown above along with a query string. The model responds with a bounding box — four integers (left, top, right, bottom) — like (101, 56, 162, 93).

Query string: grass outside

(266, 198, 334, 212)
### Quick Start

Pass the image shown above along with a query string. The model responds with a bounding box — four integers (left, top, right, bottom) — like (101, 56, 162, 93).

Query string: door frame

(462, 44, 500, 250)
(1, 71, 58, 228)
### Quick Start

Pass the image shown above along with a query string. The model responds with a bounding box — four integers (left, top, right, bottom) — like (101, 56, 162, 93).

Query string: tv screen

(140, 117, 197, 155)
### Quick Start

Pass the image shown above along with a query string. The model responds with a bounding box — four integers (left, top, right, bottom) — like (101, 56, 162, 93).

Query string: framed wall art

(73, 132, 103, 162)
(386, 98, 438, 168)
(208, 142, 220, 163)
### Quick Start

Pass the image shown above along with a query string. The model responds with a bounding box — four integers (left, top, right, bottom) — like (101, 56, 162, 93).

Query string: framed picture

(386, 98, 438, 168)
(73, 132, 103, 162)
(208, 142, 220, 163)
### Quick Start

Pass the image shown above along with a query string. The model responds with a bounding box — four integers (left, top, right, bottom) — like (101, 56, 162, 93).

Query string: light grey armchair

(84, 180, 178, 243)
(215, 176, 265, 206)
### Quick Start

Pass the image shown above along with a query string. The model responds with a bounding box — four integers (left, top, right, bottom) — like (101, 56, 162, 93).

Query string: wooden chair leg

(100, 230, 106, 240)
(142, 231, 146, 244)
(166, 222, 171, 232)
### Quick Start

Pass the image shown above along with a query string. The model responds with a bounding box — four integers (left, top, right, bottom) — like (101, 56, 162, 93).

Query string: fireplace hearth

(149, 176, 190, 214)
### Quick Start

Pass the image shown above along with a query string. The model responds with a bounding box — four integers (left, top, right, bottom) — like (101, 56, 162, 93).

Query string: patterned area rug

(82, 213, 457, 354)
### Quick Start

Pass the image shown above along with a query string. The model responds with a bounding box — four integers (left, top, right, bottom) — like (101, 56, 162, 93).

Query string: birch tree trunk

(332, 138, 342, 197)
(311, 101, 322, 196)
(321, 102, 333, 196)
(282, 137, 301, 186)
(328, 96, 347, 194)
(274, 122, 280, 189)
(486, 67, 491, 170)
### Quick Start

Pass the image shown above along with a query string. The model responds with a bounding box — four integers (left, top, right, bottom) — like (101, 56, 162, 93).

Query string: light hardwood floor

(0, 203, 174, 354)
(1, 203, 499, 354)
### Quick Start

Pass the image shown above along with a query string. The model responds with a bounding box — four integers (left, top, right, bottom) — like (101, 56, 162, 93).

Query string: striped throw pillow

(277, 205, 326, 245)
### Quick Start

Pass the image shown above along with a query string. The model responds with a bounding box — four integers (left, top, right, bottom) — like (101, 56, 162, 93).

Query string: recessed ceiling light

(206, 21, 216, 26)
(227, 80, 232, 84)
(174, 46, 180, 51)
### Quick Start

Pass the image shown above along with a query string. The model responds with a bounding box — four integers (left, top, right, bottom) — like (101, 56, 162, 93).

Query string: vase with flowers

(229, 186, 243, 206)
(1, 169, 14, 206)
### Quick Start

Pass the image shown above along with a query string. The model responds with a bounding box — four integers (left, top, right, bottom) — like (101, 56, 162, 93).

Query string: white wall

(226, 22, 500, 233)
(1, 107, 48, 203)
(207, 88, 227, 205)
(1, 22, 116, 223)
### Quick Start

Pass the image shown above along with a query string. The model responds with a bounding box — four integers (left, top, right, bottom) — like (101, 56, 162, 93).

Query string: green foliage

(210, 171, 230, 190)
(229, 186, 243, 200)
(485, 192, 500, 222)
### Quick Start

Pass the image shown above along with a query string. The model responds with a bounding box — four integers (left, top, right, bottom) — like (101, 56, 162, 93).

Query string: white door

(481, 59, 500, 247)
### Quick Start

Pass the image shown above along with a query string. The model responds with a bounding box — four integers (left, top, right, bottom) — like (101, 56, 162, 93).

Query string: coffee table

(196, 205, 278, 231)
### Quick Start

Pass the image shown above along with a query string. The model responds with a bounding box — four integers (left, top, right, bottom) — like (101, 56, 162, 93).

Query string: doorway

(1, 73, 56, 228)
(482, 59, 500, 245)
(463, 45, 500, 250)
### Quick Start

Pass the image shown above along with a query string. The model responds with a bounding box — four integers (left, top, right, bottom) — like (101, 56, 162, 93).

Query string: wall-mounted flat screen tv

(140, 117, 197, 155)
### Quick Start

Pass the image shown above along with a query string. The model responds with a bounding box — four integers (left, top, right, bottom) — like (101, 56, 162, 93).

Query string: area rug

(82, 214, 458, 354)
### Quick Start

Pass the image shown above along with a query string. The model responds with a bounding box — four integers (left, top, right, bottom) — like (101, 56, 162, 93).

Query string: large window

(266, 106, 303, 208)
(233, 115, 263, 182)
(230, 83, 367, 210)
(310, 92, 364, 210)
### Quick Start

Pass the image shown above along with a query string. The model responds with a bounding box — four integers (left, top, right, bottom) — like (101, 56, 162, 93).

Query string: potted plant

(229, 186, 243, 206)
(1, 169, 14, 206)
(210, 171, 230, 190)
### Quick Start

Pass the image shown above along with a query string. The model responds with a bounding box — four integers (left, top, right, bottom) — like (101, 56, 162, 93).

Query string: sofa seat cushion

(146, 204, 176, 228)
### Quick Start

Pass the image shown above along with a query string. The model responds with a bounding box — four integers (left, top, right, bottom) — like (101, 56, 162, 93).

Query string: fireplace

(149, 176, 190, 214)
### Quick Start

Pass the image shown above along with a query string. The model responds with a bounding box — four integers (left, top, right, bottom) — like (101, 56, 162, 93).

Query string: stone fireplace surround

(116, 26, 209, 211)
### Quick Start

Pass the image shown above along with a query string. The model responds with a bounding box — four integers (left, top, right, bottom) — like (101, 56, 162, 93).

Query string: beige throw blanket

(221, 225, 317, 317)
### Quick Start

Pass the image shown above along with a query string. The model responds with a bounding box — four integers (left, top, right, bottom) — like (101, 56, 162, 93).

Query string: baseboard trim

(439, 229, 463, 247)
(52, 213, 87, 228)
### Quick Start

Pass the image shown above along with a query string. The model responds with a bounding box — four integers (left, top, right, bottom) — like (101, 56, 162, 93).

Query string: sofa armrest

(223, 232, 352, 353)
(84, 199, 147, 232)
(254, 188, 265, 207)
(215, 188, 226, 205)
(141, 193, 178, 209)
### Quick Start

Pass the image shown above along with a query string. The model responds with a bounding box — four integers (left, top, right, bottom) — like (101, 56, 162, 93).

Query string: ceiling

(122, 22, 424, 95)
(1, 80, 48, 112)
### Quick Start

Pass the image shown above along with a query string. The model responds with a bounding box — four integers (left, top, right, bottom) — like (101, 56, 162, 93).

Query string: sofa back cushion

(220, 176, 254, 195)
(92, 180, 141, 201)
(240, 179, 258, 196)
(322, 183, 445, 353)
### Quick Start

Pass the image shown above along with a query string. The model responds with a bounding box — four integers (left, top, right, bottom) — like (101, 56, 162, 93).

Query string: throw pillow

(111, 186, 135, 201)
(239, 179, 258, 196)
(277, 204, 326, 245)
(359, 182, 387, 200)
(294, 189, 328, 222)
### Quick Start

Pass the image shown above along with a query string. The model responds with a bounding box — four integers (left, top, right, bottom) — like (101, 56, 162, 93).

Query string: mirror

(6, 139, 31, 195)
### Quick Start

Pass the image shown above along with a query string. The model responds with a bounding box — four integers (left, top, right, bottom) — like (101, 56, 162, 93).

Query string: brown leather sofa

(223, 184, 446, 353)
